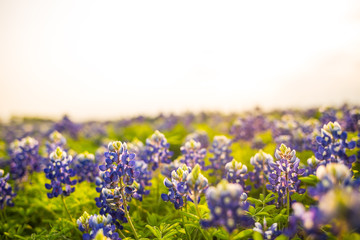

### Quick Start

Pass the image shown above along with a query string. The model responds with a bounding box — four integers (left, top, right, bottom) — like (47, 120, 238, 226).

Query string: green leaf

(253, 231, 264, 240)
(248, 205, 256, 215)
(233, 229, 253, 240)
(179, 211, 200, 220)
(274, 234, 289, 240)
(262, 205, 276, 212)
(259, 194, 264, 201)
(255, 212, 269, 216)
(247, 197, 263, 206)
(299, 175, 318, 185)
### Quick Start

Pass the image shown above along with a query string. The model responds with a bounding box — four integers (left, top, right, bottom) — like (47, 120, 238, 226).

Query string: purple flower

(44, 147, 77, 198)
(208, 135, 233, 175)
(248, 150, 274, 190)
(314, 121, 356, 168)
(225, 159, 250, 191)
(46, 130, 66, 154)
(77, 211, 120, 240)
(145, 130, 173, 171)
(201, 180, 253, 233)
(266, 144, 305, 206)
(161, 164, 191, 209)
(74, 152, 99, 183)
(287, 203, 326, 239)
(95, 141, 140, 229)
(253, 218, 281, 240)
(308, 163, 354, 200)
(230, 115, 269, 142)
(9, 137, 43, 183)
(180, 139, 206, 169)
(185, 131, 210, 149)
(0, 169, 16, 209)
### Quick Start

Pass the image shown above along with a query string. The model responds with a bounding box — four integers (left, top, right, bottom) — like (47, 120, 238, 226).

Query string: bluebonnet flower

(343, 107, 360, 132)
(314, 121, 356, 168)
(248, 150, 274, 191)
(145, 130, 173, 171)
(308, 163, 355, 200)
(186, 164, 208, 204)
(161, 164, 191, 209)
(95, 141, 140, 230)
(95, 146, 107, 166)
(0, 169, 16, 209)
(44, 147, 77, 198)
(303, 156, 320, 176)
(319, 106, 338, 125)
(230, 115, 269, 142)
(287, 203, 327, 239)
(185, 131, 210, 149)
(225, 159, 250, 191)
(46, 130, 66, 154)
(77, 211, 120, 240)
(128, 139, 147, 162)
(317, 188, 360, 236)
(161, 158, 181, 179)
(253, 218, 281, 240)
(9, 136, 42, 183)
(74, 152, 99, 183)
(272, 116, 314, 152)
(180, 139, 206, 169)
(53, 115, 82, 139)
(201, 180, 253, 233)
(266, 144, 305, 207)
(127, 139, 152, 200)
(132, 160, 151, 201)
(208, 135, 233, 175)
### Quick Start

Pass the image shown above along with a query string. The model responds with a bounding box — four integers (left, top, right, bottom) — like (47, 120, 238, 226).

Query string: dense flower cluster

(95, 141, 139, 228)
(9, 136, 42, 182)
(185, 131, 210, 149)
(53, 115, 82, 139)
(127, 139, 152, 199)
(77, 211, 120, 240)
(145, 130, 173, 171)
(287, 203, 326, 239)
(0, 169, 16, 209)
(46, 130, 66, 154)
(208, 135, 233, 175)
(308, 163, 357, 200)
(133, 160, 151, 201)
(248, 150, 273, 190)
(180, 139, 206, 169)
(225, 159, 250, 191)
(201, 180, 253, 233)
(267, 144, 305, 206)
(74, 151, 99, 183)
(230, 115, 269, 142)
(314, 121, 356, 168)
(44, 147, 77, 198)
(161, 164, 191, 209)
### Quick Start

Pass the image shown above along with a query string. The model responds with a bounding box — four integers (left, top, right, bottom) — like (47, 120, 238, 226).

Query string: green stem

(193, 192, 209, 240)
(194, 193, 201, 219)
(118, 229, 126, 239)
(181, 207, 190, 240)
(286, 173, 290, 224)
(61, 195, 73, 222)
(120, 181, 139, 240)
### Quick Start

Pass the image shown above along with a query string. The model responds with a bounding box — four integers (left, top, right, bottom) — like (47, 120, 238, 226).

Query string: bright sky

(1, 1, 360, 121)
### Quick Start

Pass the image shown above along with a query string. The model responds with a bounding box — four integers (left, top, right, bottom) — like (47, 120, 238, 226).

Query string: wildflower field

(1, 106, 360, 240)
